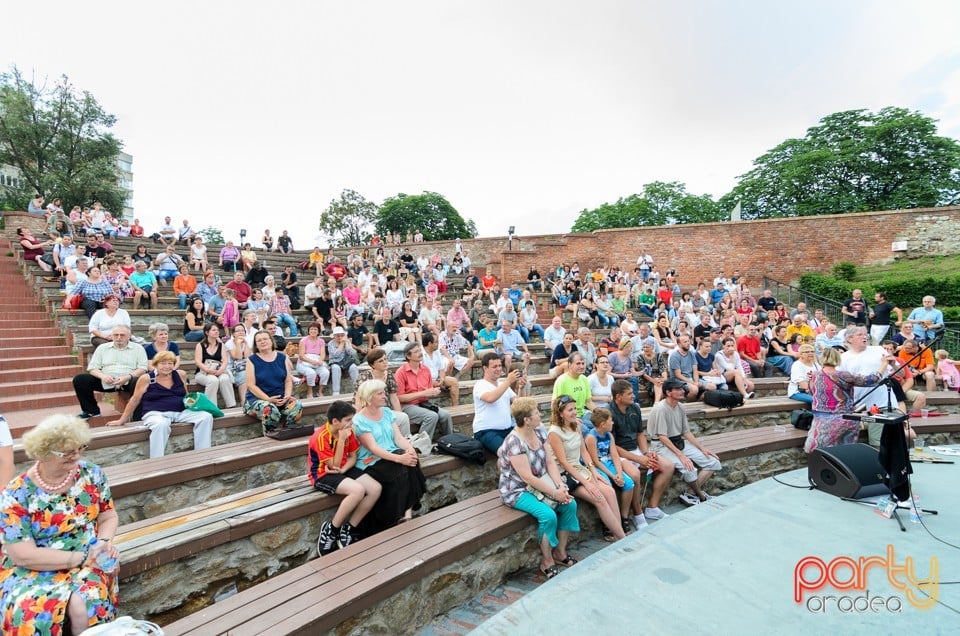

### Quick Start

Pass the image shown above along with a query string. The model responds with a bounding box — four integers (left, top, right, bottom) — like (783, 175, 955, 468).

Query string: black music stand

(845, 334, 941, 529)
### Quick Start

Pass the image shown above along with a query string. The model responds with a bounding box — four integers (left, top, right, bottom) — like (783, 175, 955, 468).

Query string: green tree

(571, 181, 723, 231)
(318, 189, 378, 247)
(198, 226, 224, 246)
(719, 107, 960, 219)
(375, 192, 477, 242)
(0, 67, 125, 213)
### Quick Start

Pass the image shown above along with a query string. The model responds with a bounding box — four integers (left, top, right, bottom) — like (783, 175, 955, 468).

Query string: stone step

(0, 344, 72, 357)
(0, 390, 78, 415)
(0, 355, 79, 371)
(0, 365, 82, 384)
(0, 377, 75, 398)
(0, 339, 69, 353)
(0, 319, 57, 328)
(0, 327, 62, 338)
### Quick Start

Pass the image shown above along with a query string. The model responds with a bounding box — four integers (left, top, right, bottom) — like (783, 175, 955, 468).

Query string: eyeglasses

(50, 445, 87, 458)
(557, 395, 576, 407)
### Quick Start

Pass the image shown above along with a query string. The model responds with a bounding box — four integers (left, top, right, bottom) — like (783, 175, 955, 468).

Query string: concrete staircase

(0, 240, 85, 434)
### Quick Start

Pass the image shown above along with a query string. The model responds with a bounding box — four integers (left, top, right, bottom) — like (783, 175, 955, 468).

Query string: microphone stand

(843, 332, 943, 528)
(849, 331, 942, 412)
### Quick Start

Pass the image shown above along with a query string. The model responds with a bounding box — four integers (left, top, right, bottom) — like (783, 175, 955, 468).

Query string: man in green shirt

(552, 351, 595, 430)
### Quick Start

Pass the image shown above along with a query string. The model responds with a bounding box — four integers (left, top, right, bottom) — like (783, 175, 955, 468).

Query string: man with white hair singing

(839, 325, 894, 445)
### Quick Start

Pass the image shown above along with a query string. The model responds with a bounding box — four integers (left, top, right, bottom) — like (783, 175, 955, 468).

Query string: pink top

(303, 336, 324, 356)
(937, 359, 960, 388)
(343, 287, 361, 305)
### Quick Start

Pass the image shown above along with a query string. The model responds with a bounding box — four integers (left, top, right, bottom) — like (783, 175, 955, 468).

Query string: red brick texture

(492, 206, 960, 285)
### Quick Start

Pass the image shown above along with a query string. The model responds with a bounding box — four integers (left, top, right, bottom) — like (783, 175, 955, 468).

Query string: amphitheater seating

(162, 490, 531, 635)
(9, 221, 960, 631)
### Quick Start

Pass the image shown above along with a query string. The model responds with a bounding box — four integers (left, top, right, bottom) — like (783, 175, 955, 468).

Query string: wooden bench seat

(115, 453, 475, 579)
(163, 490, 531, 635)
(87, 393, 558, 522)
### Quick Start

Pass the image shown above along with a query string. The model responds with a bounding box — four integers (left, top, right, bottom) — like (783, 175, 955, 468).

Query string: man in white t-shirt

(543, 316, 566, 352)
(472, 352, 526, 453)
(421, 332, 461, 406)
(158, 216, 177, 246)
(839, 325, 895, 445)
(418, 297, 443, 335)
(178, 219, 196, 245)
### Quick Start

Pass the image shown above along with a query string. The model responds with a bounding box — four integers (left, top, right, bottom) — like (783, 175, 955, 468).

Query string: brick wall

(491, 206, 960, 286)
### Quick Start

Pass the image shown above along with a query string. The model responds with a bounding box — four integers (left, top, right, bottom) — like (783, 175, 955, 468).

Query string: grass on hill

(853, 254, 960, 284)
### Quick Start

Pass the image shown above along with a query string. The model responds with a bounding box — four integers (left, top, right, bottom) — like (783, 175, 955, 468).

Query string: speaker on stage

(808, 443, 890, 500)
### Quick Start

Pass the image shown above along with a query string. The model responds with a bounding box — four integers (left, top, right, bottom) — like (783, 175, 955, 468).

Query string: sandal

(555, 554, 578, 567)
(539, 564, 560, 580)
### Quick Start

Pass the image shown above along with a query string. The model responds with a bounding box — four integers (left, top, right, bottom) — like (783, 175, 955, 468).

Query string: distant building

(0, 151, 134, 218)
(117, 152, 134, 219)
(0, 166, 25, 190)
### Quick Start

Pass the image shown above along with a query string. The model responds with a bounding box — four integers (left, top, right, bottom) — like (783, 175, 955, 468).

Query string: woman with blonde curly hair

(0, 415, 120, 633)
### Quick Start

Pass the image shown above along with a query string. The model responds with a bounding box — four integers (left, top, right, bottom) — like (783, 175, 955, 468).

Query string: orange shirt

(899, 348, 934, 372)
(174, 274, 197, 296)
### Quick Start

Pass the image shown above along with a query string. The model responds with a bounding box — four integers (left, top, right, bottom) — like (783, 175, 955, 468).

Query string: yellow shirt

(786, 324, 815, 340)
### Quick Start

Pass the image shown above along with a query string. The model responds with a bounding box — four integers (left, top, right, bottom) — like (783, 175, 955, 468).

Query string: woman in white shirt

(788, 344, 817, 405)
(587, 355, 615, 406)
(519, 301, 544, 340)
(714, 337, 755, 399)
(385, 279, 404, 316)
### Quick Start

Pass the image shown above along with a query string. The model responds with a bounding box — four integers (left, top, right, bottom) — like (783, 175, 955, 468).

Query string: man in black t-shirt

(82, 235, 107, 263)
(608, 379, 674, 525)
(372, 308, 401, 347)
(276, 230, 294, 254)
(311, 289, 335, 332)
(756, 289, 777, 313)
(347, 313, 372, 359)
(869, 291, 902, 344)
(841, 289, 869, 326)
(399, 249, 415, 273)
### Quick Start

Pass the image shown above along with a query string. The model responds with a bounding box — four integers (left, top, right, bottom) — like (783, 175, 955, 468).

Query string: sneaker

(632, 515, 649, 531)
(700, 492, 717, 502)
(744, 391, 755, 400)
(77, 412, 99, 420)
(337, 523, 358, 549)
(679, 492, 700, 506)
(317, 521, 338, 556)
(644, 507, 668, 521)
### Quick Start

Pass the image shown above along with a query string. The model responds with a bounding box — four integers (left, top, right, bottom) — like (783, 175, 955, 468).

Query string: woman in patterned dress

(804, 347, 890, 453)
(497, 397, 577, 580)
(0, 415, 119, 634)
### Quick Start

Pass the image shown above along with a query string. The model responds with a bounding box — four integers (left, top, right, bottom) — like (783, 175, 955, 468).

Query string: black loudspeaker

(808, 444, 890, 500)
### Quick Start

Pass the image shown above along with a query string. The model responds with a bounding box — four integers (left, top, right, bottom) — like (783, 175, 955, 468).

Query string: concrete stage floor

(474, 447, 960, 635)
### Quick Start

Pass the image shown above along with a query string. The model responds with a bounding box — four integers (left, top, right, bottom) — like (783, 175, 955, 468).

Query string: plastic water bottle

(89, 538, 118, 573)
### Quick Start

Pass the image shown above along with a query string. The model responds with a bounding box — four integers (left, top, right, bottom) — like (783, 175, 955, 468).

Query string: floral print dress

(0, 462, 118, 634)
(804, 369, 881, 453)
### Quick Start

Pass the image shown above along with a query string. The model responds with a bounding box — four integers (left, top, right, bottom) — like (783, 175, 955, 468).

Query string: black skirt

(358, 453, 427, 535)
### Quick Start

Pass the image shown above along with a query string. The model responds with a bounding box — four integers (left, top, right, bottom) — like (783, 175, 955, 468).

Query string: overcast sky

(4, 0, 960, 246)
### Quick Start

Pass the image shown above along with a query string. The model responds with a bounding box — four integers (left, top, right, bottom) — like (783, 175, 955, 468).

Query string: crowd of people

(7, 205, 959, 630)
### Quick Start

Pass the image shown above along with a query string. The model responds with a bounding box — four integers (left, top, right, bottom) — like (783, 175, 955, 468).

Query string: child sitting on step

(935, 349, 960, 391)
(309, 401, 383, 556)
